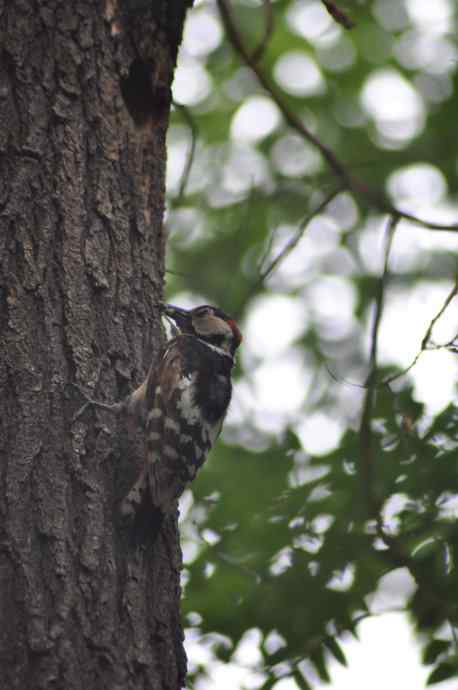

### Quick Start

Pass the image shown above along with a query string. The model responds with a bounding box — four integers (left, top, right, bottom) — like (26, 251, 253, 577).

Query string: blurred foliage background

(164, 0, 458, 687)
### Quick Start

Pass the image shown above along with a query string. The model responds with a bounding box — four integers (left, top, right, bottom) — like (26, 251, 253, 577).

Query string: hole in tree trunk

(120, 59, 171, 126)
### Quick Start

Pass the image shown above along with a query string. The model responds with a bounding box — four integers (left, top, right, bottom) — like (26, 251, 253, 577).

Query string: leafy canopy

(166, 0, 458, 687)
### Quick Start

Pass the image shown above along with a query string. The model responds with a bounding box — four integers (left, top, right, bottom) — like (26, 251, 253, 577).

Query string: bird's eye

(195, 307, 211, 318)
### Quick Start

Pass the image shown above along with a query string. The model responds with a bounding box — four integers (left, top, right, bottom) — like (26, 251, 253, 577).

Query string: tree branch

(255, 186, 342, 290)
(172, 100, 198, 203)
(384, 279, 458, 385)
(217, 0, 361, 192)
(321, 0, 355, 29)
(217, 0, 458, 233)
(359, 215, 398, 516)
(250, 0, 274, 63)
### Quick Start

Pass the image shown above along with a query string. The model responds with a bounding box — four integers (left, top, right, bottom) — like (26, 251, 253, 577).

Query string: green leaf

(426, 663, 457, 686)
(168, 0, 458, 685)
(310, 648, 331, 683)
(293, 669, 313, 690)
(422, 639, 451, 666)
(259, 676, 277, 690)
(324, 636, 347, 667)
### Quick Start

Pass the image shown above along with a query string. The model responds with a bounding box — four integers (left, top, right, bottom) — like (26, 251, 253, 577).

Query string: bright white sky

(170, 0, 458, 687)
(187, 612, 452, 689)
(186, 611, 457, 690)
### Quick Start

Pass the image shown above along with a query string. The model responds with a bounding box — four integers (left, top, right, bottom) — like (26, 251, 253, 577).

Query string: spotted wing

(121, 338, 210, 517)
(121, 335, 232, 520)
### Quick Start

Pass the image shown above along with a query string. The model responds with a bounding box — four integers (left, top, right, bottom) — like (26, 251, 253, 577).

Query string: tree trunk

(0, 1, 189, 687)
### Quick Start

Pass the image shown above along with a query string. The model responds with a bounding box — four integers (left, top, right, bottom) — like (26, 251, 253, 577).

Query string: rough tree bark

(0, 1, 191, 688)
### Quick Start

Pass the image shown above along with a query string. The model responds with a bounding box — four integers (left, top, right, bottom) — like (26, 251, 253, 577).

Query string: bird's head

(162, 303, 242, 355)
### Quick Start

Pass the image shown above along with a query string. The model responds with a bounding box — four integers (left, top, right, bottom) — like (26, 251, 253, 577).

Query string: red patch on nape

(228, 319, 243, 346)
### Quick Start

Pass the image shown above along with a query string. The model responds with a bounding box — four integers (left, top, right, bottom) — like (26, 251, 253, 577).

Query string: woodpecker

(116, 303, 242, 522)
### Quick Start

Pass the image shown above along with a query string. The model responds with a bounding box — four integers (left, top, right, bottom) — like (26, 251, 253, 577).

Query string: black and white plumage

(120, 303, 242, 522)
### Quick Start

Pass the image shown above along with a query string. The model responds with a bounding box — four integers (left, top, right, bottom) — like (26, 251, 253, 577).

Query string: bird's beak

(160, 303, 191, 329)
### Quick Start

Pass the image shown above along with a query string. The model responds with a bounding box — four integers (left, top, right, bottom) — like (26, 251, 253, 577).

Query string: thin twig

(256, 221, 276, 278)
(164, 268, 191, 278)
(394, 210, 458, 233)
(321, 0, 355, 29)
(359, 215, 399, 516)
(439, 332, 458, 350)
(451, 622, 458, 653)
(384, 279, 458, 385)
(250, 0, 274, 63)
(326, 276, 458, 390)
(324, 361, 367, 389)
(217, 0, 360, 193)
(172, 100, 198, 203)
(255, 186, 342, 290)
(217, 0, 458, 234)
(366, 216, 398, 385)
(420, 280, 458, 350)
